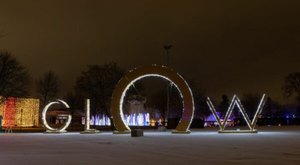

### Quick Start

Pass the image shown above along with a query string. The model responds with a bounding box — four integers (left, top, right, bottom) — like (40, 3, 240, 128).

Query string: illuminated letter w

(206, 94, 266, 133)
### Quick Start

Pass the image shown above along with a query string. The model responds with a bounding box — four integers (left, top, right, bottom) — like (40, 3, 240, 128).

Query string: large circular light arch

(42, 99, 72, 133)
(110, 65, 194, 134)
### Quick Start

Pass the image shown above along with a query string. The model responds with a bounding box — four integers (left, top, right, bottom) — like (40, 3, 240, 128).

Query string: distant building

(47, 109, 83, 126)
(0, 97, 39, 127)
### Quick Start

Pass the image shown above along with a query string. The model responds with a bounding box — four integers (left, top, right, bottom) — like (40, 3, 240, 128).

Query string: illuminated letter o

(42, 99, 72, 133)
(110, 65, 194, 134)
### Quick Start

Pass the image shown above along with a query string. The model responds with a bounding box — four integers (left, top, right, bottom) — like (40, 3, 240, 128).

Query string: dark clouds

(0, 0, 300, 102)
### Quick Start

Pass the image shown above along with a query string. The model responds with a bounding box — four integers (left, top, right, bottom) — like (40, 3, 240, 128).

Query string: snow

(0, 126, 300, 165)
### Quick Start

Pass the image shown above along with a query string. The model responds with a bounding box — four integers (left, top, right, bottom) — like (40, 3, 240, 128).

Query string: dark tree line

(0, 52, 60, 103)
(0, 51, 30, 98)
(73, 62, 124, 126)
(282, 72, 300, 102)
(2, 50, 300, 127)
(216, 93, 277, 119)
(36, 71, 59, 107)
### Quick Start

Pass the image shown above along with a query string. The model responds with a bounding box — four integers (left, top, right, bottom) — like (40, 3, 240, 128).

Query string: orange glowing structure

(0, 97, 39, 127)
(3, 97, 17, 127)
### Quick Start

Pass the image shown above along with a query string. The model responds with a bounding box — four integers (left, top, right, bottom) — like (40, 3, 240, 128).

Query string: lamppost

(164, 44, 172, 127)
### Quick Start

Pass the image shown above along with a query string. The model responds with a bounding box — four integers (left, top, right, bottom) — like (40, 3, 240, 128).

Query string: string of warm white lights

(0, 97, 39, 127)
(251, 94, 266, 129)
(110, 65, 195, 134)
(206, 97, 223, 129)
(119, 73, 193, 132)
(207, 94, 266, 133)
(81, 99, 100, 134)
(42, 99, 71, 133)
(85, 99, 91, 130)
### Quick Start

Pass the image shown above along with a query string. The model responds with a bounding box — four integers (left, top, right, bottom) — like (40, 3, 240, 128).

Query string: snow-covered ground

(0, 126, 300, 165)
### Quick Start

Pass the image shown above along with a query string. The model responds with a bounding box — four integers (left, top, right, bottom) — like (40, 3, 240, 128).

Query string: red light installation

(3, 97, 17, 127)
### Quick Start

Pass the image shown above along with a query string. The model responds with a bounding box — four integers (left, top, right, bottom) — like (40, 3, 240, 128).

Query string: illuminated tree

(282, 72, 300, 101)
(74, 62, 124, 127)
(36, 71, 59, 107)
(0, 51, 30, 98)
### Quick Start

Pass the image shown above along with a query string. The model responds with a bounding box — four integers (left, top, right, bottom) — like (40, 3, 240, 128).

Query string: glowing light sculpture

(206, 94, 266, 133)
(0, 97, 4, 121)
(110, 65, 194, 134)
(42, 99, 72, 133)
(0, 97, 39, 127)
(3, 97, 17, 127)
(15, 98, 39, 127)
(81, 99, 100, 134)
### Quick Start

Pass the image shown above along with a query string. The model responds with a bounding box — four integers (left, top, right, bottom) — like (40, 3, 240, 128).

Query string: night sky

(1, 0, 300, 103)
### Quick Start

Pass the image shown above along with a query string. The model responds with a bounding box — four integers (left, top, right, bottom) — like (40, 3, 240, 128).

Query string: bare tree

(148, 79, 207, 126)
(242, 93, 261, 118)
(74, 62, 124, 128)
(36, 71, 59, 106)
(218, 94, 230, 118)
(63, 92, 79, 115)
(282, 72, 300, 101)
(0, 51, 30, 97)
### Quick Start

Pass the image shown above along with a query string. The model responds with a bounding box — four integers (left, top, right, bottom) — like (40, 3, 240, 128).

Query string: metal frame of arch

(110, 65, 195, 134)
